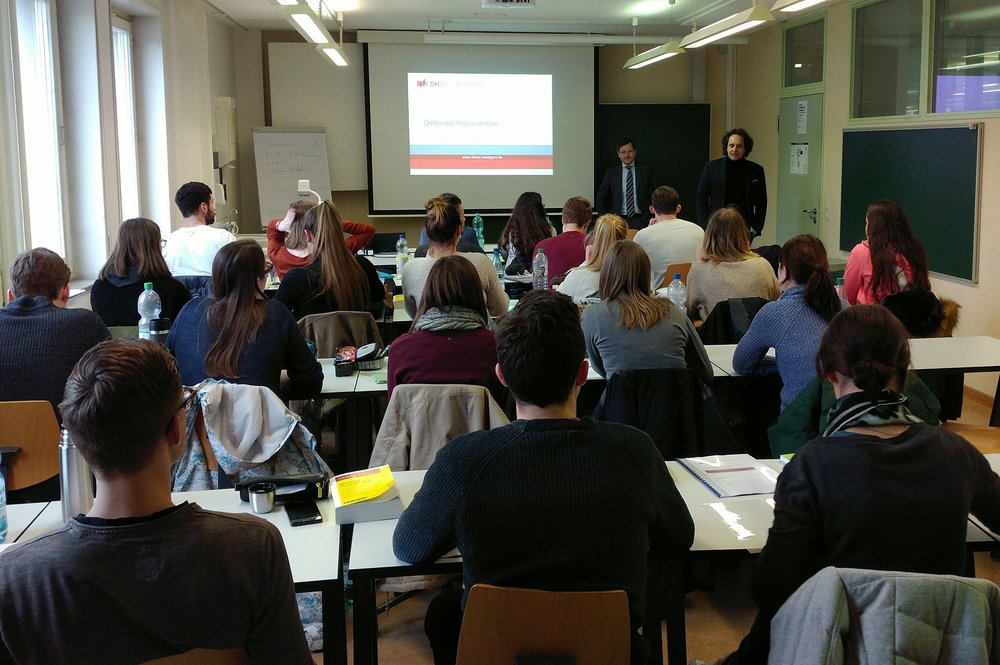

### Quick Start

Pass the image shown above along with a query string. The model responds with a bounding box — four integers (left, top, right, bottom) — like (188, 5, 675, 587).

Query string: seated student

(402, 198, 508, 318)
(163, 181, 235, 277)
(415, 192, 483, 257)
(167, 240, 322, 398)
(273, 200, 384, 320)
(716, 305, 1000, 665)
(267, 200, 375, 279)
(582, 240, 712, 384)
(843, 198, 930, 305)
(556, 213, 628, 304)
(393, 290, 694, 665)
(0, 339, 312, 664)
(686, 206, 779, 321)
(633, 185, 704, 289)
(498, 191, 556, 275)
(732, 235, 840, 410)
(91, 217, 190, 327)
(388, 255, 505, 405)
(534, 196, 592, 282)
(0, 248, 109, 415)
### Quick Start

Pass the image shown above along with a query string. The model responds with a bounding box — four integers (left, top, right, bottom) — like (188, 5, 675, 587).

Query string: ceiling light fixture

(278, 0, 350, 67)
(680, 3, 774, 49)
(623, 16, 685, 70)
(624, 40, 685, 69)
(770, 0, 833, 13)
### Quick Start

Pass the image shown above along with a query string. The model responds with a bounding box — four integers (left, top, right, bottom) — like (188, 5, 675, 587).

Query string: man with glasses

(0, 340, 312, 664)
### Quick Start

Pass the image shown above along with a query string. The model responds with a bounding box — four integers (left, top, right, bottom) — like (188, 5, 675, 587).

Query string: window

(933, 0, 1000, 113)
(784, 19, 824, 87)
(852, 0, 922, 118)
(14, 0, 64, 253)
(112, 18, 140, 219)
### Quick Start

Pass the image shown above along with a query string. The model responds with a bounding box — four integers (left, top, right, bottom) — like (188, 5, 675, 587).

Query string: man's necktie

(625, 165, 636, 216)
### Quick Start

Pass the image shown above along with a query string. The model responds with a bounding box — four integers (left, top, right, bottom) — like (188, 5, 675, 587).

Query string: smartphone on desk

(285, 500, 323, 527)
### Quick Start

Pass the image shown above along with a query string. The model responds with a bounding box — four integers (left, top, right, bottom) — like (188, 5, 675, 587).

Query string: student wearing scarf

(388, 255, 506, 407)
(711, 305, 1000, 665)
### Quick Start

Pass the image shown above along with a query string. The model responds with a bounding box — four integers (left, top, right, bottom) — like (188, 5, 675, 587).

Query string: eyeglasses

(176, 388, 196, 415)
(160, 239, 167, 249)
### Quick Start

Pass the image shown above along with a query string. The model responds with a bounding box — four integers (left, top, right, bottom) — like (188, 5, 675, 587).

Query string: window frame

(848, 0, 1000, 123)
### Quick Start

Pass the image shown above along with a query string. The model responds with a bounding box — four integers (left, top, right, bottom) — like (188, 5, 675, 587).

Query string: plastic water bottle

(666, 273, 687, 311)
(493, 248, 504, 276)
(472, 213, 485, 247)
(532, 248, 549, 290)
(0, 469, 7, 543)
(836, 277, 846, 302)
(137, 282, 161, 340)
(395, 234, 408, 274)
(59, 428, 94, 522)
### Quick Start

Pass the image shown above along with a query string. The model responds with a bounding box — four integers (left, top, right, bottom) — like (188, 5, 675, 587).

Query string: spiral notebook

(677, 454, 778, 498)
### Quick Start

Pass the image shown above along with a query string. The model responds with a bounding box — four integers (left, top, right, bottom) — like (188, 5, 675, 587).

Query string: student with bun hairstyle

(732, 234, 841, 409)
(402, 197, 508, 318)
(273, 200, 384, 320)
(167, 240, 321, 397)
(721, 305, 1000, 665)
(388, 255, 505, 405)
(843, 199, 931, 305)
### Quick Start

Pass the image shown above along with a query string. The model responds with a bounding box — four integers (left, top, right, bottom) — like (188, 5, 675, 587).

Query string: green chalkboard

(840, 125, 981, 281)
(596, 104, 711, 216)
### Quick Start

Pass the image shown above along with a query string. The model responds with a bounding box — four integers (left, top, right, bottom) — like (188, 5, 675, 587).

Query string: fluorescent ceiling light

(421, 32, 674, 46)
(317, 43, 350, 67)
(770, 0, 832, 13)
(272, 0, 301, 6)
(680, 4, 774, 49)
(289, 11, 333, 44)
(624, 41, 685, 69)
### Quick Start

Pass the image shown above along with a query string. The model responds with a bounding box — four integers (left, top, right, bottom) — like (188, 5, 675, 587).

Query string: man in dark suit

(695, 128, 767, 238)
(596, 138, 658, 230)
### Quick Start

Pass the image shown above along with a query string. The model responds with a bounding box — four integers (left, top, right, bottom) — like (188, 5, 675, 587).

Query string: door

(777, 93, 824, 243)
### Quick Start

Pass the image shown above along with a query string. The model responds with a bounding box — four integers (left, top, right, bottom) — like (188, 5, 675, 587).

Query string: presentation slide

(407, 73, 553, 175)
(366, 44, 595, 215)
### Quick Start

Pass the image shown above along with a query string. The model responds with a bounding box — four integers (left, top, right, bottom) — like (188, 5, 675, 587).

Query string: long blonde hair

(700, 207, 754, 263)
(308, 200, 369, 310)
(581, 214, 628, 272)
(599, 240, 671, 330)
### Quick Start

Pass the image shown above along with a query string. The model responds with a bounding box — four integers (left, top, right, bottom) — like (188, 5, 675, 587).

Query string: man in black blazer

(596, 138, 658, 230)
(695, 128, 767, 238)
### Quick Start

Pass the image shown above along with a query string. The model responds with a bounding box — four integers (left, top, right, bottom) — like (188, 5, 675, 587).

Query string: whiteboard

(252, 127, 332, 228)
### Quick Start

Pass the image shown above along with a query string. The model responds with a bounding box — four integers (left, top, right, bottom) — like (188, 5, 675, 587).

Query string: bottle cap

(144, 282, 153, 289)
(673, 273, 681, 279)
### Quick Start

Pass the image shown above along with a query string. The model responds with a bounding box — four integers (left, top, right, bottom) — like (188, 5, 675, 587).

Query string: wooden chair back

(455, 584, 631, 665)
(142, 647, 248, 664)
(626, 228, 639, 240)
(662, 262, 692, 288)
(0, 401, 60, 491)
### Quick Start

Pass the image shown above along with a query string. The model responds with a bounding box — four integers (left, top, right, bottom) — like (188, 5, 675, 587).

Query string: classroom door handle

(802, 208, 818, 224)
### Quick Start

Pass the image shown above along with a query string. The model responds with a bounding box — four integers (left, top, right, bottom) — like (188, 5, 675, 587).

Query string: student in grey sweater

(732, 235, 841, 409)
(581, 240, 712, 383)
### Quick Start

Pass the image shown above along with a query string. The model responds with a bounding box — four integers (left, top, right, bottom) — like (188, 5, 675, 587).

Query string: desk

(349, 460, 1000, 665)
(4, 501, 50, 544)
(349, 471, 460, 665)
(0, 493, 347, 665)
(707, 336, 1000, 424)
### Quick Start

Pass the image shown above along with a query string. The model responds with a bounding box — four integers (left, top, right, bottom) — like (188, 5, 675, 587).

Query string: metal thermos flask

(60, 428, 94, 521)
